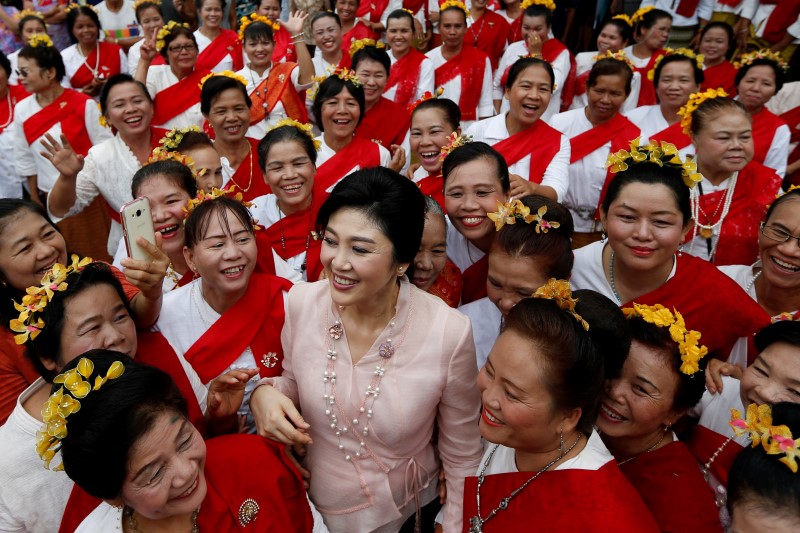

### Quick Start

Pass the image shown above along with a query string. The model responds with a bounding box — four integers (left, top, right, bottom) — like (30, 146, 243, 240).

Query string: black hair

(172, 130, 215, 152)
(158, 24, 197, 61)
(17, 14, 47, 37)
(689, 96, 749, 137)
(200, 75, 252, 116)
(587, 57, 633, 96)
(66, 5, 102, 45)
(58, 351, 189, 500)
(699, 21, 735, 60)
(412, 97, 461, 130)
(573, 289, 631, 380)
(491, 195, 574, 279)
(351, 45, 391, 77)
(764, 187, 800, 224)
(29, 263, 131, 381)
(19, 40, 66, 82)
(754, 320, 800, 353)
(440, 3, 468, 24)
(198, 0, 227, 10)
(522, 4, 552, 27)
(735, 56, 787, 95)
(134, 0, 163, 23)
(386, 9, 415, 30)
(99, 73, 152, 116)
(184, 196, 255, 249)
(316, 167, 425, 264)
(601, 162, 691, 226)
(0, 50, 10, 78)
(442, 141, 511, 194)
(258, 123, 319, 171)
(243, 20, 275, 44)
(505, 56, 555, 90)
(633, 8, 671, 41)
(131, 159, 198, 199)
(600, 18, 632, 46)
(311, 10, 341, 29)
(312, 74, 366, 130)
(727, 402, 800, 525)
(653, 53, 704, 89)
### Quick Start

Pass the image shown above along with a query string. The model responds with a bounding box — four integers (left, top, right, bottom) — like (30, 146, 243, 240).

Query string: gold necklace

(228, 141, 253, 193)
(616, 431, 669, 466)
(125, 506, 199, 532)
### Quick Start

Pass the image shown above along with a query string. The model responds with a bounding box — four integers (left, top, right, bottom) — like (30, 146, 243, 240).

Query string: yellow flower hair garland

(198, 70, 248, 90)
(10, 255, 93, 345)
(147, 149, 198, 177)
(532, 279, 589, 331)
(606, 137, 702, 189)
(238, 13, 280, 42)
(307, 66, 361, 101)
(622, 303, 708, 376)
(678, 88, 728, 135)
(439, 131, 472, 161)
(735, 49, 790, 73)
(647, 48, 704, 82)
(36, 357, 125, 470)
(97, 103, 108, 128)
(133, 0, 160, 9)
(156, 20, 189, 52)
(156, 125, 202, 152)
(611, 13, 633, 27)
(402, 8, 415, 16)
(521, 0, 555, 11)
(731, 404, 800, 473)
(487, 200, 560, 234)
(65, 3, 96, 14)
(630, 6, 655, 26)
(266, 118, 321, 151)
(439, 0, 469, 17)
(28, 33, 53, 48)
(349, 38, 385, 57)
(407, 87, 443, 113)
(593, 49, 634, 71)
(183, 186, 255, 219)
(16, 9, 44, 21)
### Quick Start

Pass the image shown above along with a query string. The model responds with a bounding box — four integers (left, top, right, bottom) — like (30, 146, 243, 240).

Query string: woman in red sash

(466, 0, 510, 71)
(235, 12, 313, 142)
(410, 196, 462, 308)
(735, 50, 790, 177)
(552, 54, 640, 248)
(337, 0, 377, 52)
(623, 7, 671, 106)
(467, 57, 569, 202)
(135, 22, 209, 130)
(127, 1, 165, 76)
(352, 0, 393, 35)
(598, 306, 723, 532)
(698, 22, 737, 95)
(61, 5, 125, 98)
(310, 11, 351, 76)
(193, 0, 243, 73)
(385, 9, 434, 107)
(256, 0, 298, 63)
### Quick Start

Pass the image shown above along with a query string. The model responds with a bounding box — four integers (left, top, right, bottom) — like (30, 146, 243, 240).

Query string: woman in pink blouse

(250, 166, 482, 533)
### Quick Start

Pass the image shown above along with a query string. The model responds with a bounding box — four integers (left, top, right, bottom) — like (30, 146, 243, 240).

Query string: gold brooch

(238, 498, 259, 527)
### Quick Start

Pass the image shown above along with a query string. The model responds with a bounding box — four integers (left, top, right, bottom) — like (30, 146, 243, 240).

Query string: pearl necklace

(78, 43, 102, 79)
(689, 172, 738, 261)
(608, 250, 622, 304)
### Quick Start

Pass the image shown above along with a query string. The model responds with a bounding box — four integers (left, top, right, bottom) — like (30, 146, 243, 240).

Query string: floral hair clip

(622, 303, 708, 375)
(731, 403, 800, 473)
(198, 70, 248, 90)
(156, 125, 202, 151)
(439, 0, 469, 17)
(266, 118, 321, 151)
(66, 3, 96, 14)
(28, 33, 53, 48)
(148, 149, 198, 176)
(10, 255, 93, 345)
(349, 38, 385, 57)
(772, 312, 799, 323)
(238, 13, 280, 42)
(183, 186, 256, 223)
(156, 20, 189, 51)
(630, 5, 655, 25)
(97, 103, 108, 128)
(17, 9, 44, 21)
(407, 88, 444, 113)
(612, 13, 633, 27)
(36, 357, 125, 470)
(439, 131, 472, 161)
(735, 49, 790, 73)
(487, 200, 561, 234)
(133, 0, 159, 9)
(402, 8, 415, 16)
(593, 49, 634, 71)
(607, 137, 702, 189)
(520, 0, 555, 11)
(678, 88, 728, 135)
(532, 279, 589, 330)
(648, 48, 704, 81)
(307, 67, 361, 101)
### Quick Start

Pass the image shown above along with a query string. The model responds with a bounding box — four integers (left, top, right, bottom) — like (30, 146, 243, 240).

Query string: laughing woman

(384, 9, 434, 108)
(193, 0, 243, 73)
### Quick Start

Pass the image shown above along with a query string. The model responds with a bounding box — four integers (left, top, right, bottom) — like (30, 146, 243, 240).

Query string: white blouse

(145, 65, 205, 130)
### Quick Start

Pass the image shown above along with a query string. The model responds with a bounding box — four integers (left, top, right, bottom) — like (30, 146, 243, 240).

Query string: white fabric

(384, 49, 436, 106)
(249, 193, 313, 280)
(95, 0, 140, 38)
(0, 97, 23, 198)
(625, 104, 695, 161)
(127, 38, 145, 75)
(464, 113, 570, 201)
(622, 45, 653, 70)
(691, 376, 748, 443)
(767, 81, 800, 158)
(145, 65, 205, 130)
(459, 296, 501, 370)
(446, 217, 486, 275)
(425, 45, 495, 130)
(194, 30, 236, 73)
(61, 43, 129, 90)
(236, 62, 304, 140)
(712, 0, 756, 18)
(314, 135, 392, 191)
(569, 51, 642, 113)
(760, 120, 791, 178)
(7, 49, 19, 86)
(0, 379, 74, 533)
(640, 0, 714, 27)
(12, 92, 112, 192)
(751, 4, 800, 43)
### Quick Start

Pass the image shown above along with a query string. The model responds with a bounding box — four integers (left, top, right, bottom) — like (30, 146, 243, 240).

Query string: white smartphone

(120, 197, 156, 261)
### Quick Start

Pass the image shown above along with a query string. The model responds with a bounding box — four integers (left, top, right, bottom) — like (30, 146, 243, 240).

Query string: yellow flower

(532, 205, 559, 233)
(487, 200, 516, 231)
(93, 361, 125, 390)
(10, 316, 43, 344)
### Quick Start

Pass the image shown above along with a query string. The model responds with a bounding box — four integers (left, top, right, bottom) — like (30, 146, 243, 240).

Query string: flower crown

(731, 404, 800, 473)
(183, 186, 255, 218)
(439, 131, 472, 161)
(148, 149, 199, 178)
(133, 0, 160, 9)
(156, 125, 202, 152)
(630, 5, 655, 25)
(677, 88, 728, 135)
(772, 312, 800, 324)
(611, 13, 633, 27)
(622, 303, 708, 376)
(17, 9, 44, 21)
(28, 33, 53, 48)
(607, 137, 702, 189)
(156, 20, 189, 51)
(593, 49, 634, 70)
(10, 255, 93, 345)
(532, 279, 589, 330)
(36, 357, 125, 470)
(407, 87, 443, 113)
(521, 0, 555, 11)
(266, 118, 321, 151)
(349, 38, 385, 57)
(487, 200, 561, 234)
(735, 49, 790, 73)
(307, 66, 361, 101)
(65, 3, 96, 14)
(238, 13, 280, 42)
(402, 8, 414, 16)
(439, 0, 469, 17)
(198, 70, 248, 90)
(648, 48, 704, 81)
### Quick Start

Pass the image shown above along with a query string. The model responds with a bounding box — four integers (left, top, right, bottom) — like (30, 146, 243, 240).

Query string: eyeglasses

(167, 44, 196, 53)
(760, 223, 800, 248)
(15, 67, 43, 78)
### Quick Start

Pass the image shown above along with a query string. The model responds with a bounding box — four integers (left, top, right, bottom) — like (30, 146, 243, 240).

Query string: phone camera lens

(136, 209, 142, 217)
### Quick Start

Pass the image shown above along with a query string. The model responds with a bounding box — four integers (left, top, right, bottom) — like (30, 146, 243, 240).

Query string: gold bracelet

(291, 33, 304, 39)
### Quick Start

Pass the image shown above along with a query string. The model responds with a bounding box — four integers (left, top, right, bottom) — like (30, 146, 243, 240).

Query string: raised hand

(40, 133, 84, 179)
(283, 10, 310, 36)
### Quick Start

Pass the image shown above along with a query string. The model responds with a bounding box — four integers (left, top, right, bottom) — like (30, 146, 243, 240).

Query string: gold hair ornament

(147, 149, 199, 177)
(407, 87, 443, 113)
(156, 20, 189, 52)
(612, 13, 632, 27)
(630, 5, 655, 26)
(97, 103, 108, 128)
(306, 66, 361, 101)
(532, 279, 589, 330)
(647, 48, 704, 81)
(678, 88, 728, 135)
(183, 186, 256, 224)
(735, 49, 790, 73)
(198, 70, 248, 90)
(520, 0, 555, 11)
(349, 38, 385, 57)
(731, 403, 800, 473)
(593, 49, 634, 71)
(402, 8, 415, 16)
(66, 3, 96, 14)
(156, 125, 202, 152)
(487, 200, 560, 233)
(266, 118, 321, 151)
(133, 0, 160, 10)
(28, 33, 53, 48)
(439, 0, 470, 17)
(606, 137, 702, 189)
(238, 13, 280, 42)
(439, 131, 472, 161)
(16, 9, 44, 21)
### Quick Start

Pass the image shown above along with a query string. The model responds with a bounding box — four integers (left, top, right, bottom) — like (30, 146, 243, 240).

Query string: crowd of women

(1, 0, 800, 531)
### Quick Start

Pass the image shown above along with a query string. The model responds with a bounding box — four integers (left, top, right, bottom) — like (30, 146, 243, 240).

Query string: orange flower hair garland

(647, 48, 704, 82)
(238, 12, 280, 42)
(677, 88, 728, 135)
(439, 132, 472, 161)
(532, 279, 589, 330)
(407, 88, 444, 113)
(606, 137, 702, 189)
(731, 404, 800, 473)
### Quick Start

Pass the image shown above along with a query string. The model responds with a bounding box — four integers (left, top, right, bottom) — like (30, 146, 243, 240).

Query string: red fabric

(183, 273, 291, 383)
(701, 61, 738, 95)
(574, 69, 590, 97)
(751, 107, 787, 170)
(687, 160, 782, 266)
(355, 0, 390, 23)
(195, 29, 243, 72)
(0, 84, 28, 135)
(621, 253, 771, 358)
(151, 68, 211, 126)
(461, 253, 488, 305)
(69, 42, 123, 89)
(315, 136, 382, 191)
(465, 10, 510, 71)
(635, 50, 665, 107)
(462, 461, 660, 532)
(686, 425, 744, 487)
(427, 259, 462, 307)
(58, 487, 99, 533)
(619, 441, 723, 533)
(272, 26, 297, 63)
(0, 329, 40, 425)
(227, 137, 269, 202)
(23, 90, 93, 156)
(762, 0, 800, 44)
(648, 120, 692, 151)
(675, 0, 701, 18)
(541, 39, 576, 111)
(403, 0, 425, 15)
(342, 21, 377, 52)
(434, 45, 489, 121)
(780, 105, 800, 185)
(417, 173, 445, 211)
(508, 16, 522, 43)
(717, 0, 741, 6)
(386, 48, 426, 107)
(249, 62, 308, 125)
(262, 203, 323, 279)
(356, 96, 410, 149)
(492, 118, 562, 184)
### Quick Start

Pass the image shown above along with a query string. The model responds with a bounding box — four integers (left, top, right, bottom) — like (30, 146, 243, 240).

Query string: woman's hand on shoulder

(705, 358, 743, 395)
(250, 383, 313, 445)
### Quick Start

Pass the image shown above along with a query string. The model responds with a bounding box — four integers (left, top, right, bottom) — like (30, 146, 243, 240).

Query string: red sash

(355, 0, 390, 23)
(151, 68, 210, 126)
(23, 89, 93, 156)
(574, 69, 591, 97)
(182, 273, 291, 383)
(249, 62, 308, 125)
(686, 425, 743, 487)
(434, 46, 488, 121)
(263, 202, 323, 280)
(762, 0, 800, 44)
(387, 48, 426, 107)
(356, 96, 410, 149)
(718, 0, 741, 6)
(462, 462, 660, 532)
(635, 50, 665, 107)
(0, 84, 28, 135)
(701, 61, 737, 95)
(649, 120, 692, 151)
(751, 107, 787, 168)
(195, 29, 243, 72)
(676, 0, 701, 17)
(508, 16, 522, 43)
(780, 105, 800, 185)
(461, 253, 488, 305)
(492, 118, 562, 183)
(542, 39, 576, 111)
(342, 21, 377, 52)
(225, 138, 268, 201)
(427, 259, 462, 308)
(69, 42, 123, 89)
(417, 173, 445, 211)
(272, 26, 297, 63)
(466, 11, 510, 71)
(315, 136, 382, 191)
